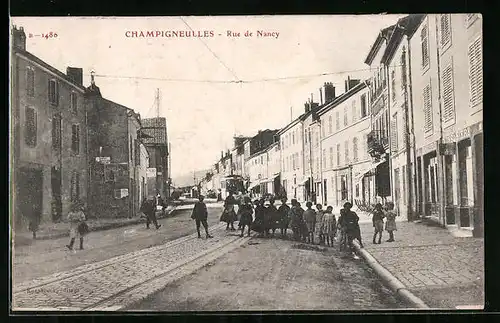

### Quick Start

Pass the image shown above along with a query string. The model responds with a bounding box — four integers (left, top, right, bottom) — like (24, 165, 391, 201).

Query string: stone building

(11, 26, 89, 229)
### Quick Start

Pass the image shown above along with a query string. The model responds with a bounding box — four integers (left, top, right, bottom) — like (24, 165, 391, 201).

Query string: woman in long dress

(251, 199, 266, 237)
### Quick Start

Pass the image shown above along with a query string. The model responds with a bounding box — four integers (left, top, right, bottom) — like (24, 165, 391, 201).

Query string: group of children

(371, 202, 398, 244)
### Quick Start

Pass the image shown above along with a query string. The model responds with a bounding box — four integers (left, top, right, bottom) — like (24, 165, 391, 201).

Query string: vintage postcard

(9, 15, 483, 312)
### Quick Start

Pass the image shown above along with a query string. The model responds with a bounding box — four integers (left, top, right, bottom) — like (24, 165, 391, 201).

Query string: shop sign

(95, 156, 110, 164)
(443, 127, 471, 144)
(146, 168, 157, 177)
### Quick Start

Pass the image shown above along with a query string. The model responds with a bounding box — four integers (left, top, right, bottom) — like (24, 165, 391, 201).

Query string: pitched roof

(141, 117, 167, 145)
(13, 47, 86, 91)
(316, 81, 368, 117)
(364, 24, 397, 65)
(381, 14, 426, 64)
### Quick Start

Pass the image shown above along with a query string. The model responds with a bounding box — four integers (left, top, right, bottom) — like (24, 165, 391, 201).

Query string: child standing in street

(372, 203, 385, 244)
(303, 202, 317, 244)
(322, 206, 336, 247)
(384, 202, 397, 242)
(66, 202, 87, 251)
(315, 204, 325, 245)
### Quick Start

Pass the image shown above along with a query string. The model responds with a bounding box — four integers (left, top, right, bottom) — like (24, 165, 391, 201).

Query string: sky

(10, 15, 405, 181)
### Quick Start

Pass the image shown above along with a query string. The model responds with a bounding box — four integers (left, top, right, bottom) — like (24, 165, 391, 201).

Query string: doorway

(17, 167, 44, 229)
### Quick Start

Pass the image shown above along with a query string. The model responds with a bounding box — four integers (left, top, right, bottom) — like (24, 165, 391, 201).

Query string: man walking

(141, 197, 161, 229)
(191, 195, 213, 239)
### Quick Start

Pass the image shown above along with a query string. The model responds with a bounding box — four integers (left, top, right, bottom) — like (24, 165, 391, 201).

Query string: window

(70, 171, 80, 203)
(48, 79, 59, 106)
(25, 106, 37, 147)
(391, 70, 396, 101)
(52, 114, 61, 150)
(343, 106, 348, 126)
(401, 49, 407, 90)
(344, 141, 349, 164)
(26, 67, 34, 97)
(361, 94, 367, 118)
(322, 149, 326, 169)
(420, 24, 430, 69)
(135, 140, 141, 166)
(385, 110, 390, 139)
(329, 147, 333, 168)
(292, 153, 296, 170)
(353, 137, 358, 162)
(442, 63, 455, 122)
(391, 113, 398, 152)
(292, 132, 295, 145)
(352, 100, 357, 123)
(71, 92, 78, 114)
(71, 124, 80, 154)
(336, 144, 341, 165)
(328, 115, 333, 134)
(315, 130, 319, 147)
(423, 84, 433, 133)
(130, 136, 134, 163)
(440, 14, 452, 48)
(304, 130, 308, 144)
(468, 36, 483, 107)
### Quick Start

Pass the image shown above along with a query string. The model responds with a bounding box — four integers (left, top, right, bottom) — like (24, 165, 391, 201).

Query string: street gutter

(352, 240, 430, 309)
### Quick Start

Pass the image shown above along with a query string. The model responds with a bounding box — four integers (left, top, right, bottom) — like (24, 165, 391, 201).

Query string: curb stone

(352, 241, 429, 309)
(13, 206, 180, 245)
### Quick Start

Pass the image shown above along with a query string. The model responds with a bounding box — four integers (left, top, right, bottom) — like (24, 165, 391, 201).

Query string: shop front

(442, 122, 483, 236)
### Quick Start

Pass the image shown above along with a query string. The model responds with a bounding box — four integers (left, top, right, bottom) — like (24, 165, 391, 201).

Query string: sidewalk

(353, 218, 484, 309)
(13, 205, 178, 247)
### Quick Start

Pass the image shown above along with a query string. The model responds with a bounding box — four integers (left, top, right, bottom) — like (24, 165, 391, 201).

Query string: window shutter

(421, 25, 429, 68)
(390, 115, 398, 152)
(353, 137, 358, 162)
(322, 149, 326, 168)
(26, 68, 34, 97)
(55, 81, 59, 106)
(352, 101, 357, 123)
(343, 106, 348, 126)
(329, 147, 333, 168)
(328, 116, 333, 133)
(336, 144, 341, 165)
(344, 141, 349, 164)
(440, 14, 451, 47)
(391, 70, 396, 101)
(25, 107, 37, 146)
(423, 84, 433, 132)
(468, 37, 483, 107)
(76, 172, 80, 202)
(442, 63, 455, 122)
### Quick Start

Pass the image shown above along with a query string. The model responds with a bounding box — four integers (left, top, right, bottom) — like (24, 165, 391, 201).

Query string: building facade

(11, 26, 89, 229)
(277, 115, 306, 202)
(141, 117, 170, 200)
(318, 81, 373, 210)
(85, 79, 143, 219)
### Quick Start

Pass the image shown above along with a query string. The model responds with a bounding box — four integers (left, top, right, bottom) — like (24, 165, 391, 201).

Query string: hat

(343, 201, 352, 208)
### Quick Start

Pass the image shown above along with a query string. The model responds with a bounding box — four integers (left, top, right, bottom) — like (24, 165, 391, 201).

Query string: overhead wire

(87, 65, 403, 85)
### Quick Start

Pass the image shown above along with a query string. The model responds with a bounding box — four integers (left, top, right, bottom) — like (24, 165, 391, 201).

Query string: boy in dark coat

(277, 197, 291, 238)
(191, 195, 213, 239)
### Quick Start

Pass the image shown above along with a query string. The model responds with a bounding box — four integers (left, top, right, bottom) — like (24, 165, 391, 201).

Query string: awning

(262, 173, 280, 183)
(298, 178, 310, 186)
(248, 180, 262, 190)
(353, 158, 387, 183)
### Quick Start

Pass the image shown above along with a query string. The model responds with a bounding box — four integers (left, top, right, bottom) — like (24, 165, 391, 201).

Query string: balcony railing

(367, 130, 389, 158)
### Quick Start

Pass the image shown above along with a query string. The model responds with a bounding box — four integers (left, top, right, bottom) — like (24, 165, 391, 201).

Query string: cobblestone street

(357, 220, 484, 309)
(12, 205, 221, 284)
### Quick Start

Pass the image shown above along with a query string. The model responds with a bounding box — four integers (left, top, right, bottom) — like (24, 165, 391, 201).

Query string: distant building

(141, 117, 170, 200)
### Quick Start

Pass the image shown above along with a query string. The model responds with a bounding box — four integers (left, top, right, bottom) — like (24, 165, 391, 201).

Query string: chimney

(12, 26, 26, 51)
(66, 67, 83, 85)
(345, 76, 361, 92)
(304, 101, 311, 113)
(221, 151, 224, 159)
(319, 87, 323, 105)
(324, 82, 336, 103)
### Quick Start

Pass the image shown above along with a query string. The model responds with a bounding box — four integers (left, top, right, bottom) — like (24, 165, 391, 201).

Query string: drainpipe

(382, 41, 394, 208)
(401, 43, 414, 222)
(319, 120, 324, 204)
(434, 15, 446, 228)
(406, 33, 419, 220)
(85, 97, 90, 218)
